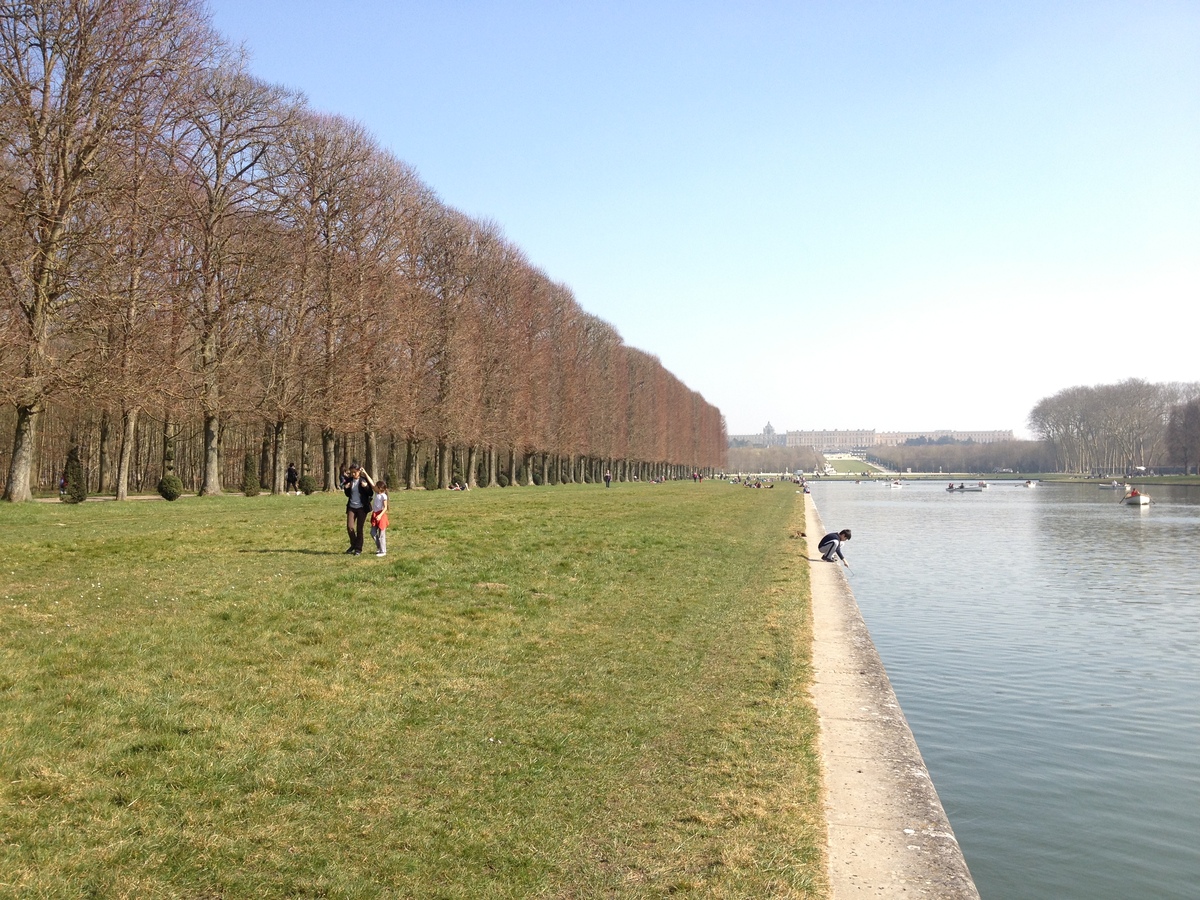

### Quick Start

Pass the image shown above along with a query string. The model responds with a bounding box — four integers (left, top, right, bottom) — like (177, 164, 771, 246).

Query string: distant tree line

(1028, 379, 1200, 475)
(725, 445, 822, 475)
(867, 441, 1054, 475)
(901, 435, 974, 446)
(0, 0, 726, 501)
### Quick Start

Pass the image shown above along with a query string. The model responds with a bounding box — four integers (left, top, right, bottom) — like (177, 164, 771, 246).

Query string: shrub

(242, 454, 260, 496)
(298, 474, 318, 495)
(157, 474, 184, 501)
(532, 472, 544, 486)
(63, 445, 87, 504)
(422, 459, 438, 492)
(496, 473, 510, 488)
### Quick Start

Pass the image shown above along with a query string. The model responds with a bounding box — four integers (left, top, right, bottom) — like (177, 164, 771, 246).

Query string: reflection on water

(809, 481, 1200, 900)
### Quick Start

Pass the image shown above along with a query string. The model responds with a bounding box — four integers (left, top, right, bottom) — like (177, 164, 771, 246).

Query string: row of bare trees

(1027, 379, 1200, 474)
(726, 445, 821, 475)
(1, 0, 726, 501)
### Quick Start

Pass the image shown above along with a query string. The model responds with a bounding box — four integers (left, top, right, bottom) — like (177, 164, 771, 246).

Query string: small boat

(1099, 481, 1126, 490)
(1023, 480, 1037, 488)
(1120, 489, 1150, 506)
(890, 480, 904, 488)
(947, 482, 987, 492)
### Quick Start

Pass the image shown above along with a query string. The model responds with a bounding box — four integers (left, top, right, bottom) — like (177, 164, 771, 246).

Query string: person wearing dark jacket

(818, 529, 852, 567)
(342, 462, 374, 555)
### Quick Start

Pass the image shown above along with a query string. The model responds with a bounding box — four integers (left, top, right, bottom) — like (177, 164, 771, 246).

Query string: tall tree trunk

(161, 417, 176, 484)
(386, 433, 398, 484)
(3, 403, 42, 501)
(299, 422, 309, 477)
(322, 427, 337, 491)
(272, 419, 287, 494)
(259, 422, 272, 489)
(540, 453, 549, 485)
(486, 446, 497, 487)
(437, 440, 451, 489)
(508, 448, 518, 485)
(406, 437, 421, 490)
(365, 430, 378, 478)
(200, 413, 222, 495)
(466, 445, 479, 488)
(98, 411, 113, 494)
(115, 405, 139, 501)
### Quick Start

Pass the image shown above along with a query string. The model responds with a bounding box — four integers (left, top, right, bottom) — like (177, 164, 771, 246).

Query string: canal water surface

(808, 480, 1200, 900)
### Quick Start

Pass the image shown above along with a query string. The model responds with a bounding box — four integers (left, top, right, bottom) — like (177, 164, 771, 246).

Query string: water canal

(808, 480, 1200, 900)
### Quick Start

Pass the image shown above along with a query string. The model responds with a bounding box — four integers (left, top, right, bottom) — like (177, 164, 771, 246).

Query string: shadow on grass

(238, 548, 344, 556)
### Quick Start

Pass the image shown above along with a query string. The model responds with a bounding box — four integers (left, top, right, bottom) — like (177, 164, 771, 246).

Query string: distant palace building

(729, 425, 1014, 452)
(874, 430, 1015, 447)
(786, 429, 877, 451)
(728, 422, 787, 448)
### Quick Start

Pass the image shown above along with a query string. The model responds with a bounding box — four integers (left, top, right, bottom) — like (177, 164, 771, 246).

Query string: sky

(204, 1, 1199, 438)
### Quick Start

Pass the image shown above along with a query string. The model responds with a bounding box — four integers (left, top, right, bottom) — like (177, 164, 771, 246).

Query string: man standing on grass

(818, 529, 851, 567)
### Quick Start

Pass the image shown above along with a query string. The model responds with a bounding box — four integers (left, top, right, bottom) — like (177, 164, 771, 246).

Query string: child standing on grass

(369, 479, 389, 557)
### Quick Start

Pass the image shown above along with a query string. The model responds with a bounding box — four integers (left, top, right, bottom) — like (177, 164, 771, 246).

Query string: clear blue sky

(205, 1, 1199, 437)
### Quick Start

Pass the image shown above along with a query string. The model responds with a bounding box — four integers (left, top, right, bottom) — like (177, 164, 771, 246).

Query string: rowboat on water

(946, 481, 989, 492)
(1120, 488, 1150, 507)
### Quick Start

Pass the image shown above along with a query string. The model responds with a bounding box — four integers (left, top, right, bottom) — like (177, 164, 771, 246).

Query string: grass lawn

(1, 482, 825, 898)
(821, 459, 876, 475)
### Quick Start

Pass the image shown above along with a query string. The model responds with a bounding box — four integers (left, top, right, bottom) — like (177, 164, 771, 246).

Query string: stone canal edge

(805, 493, 981, 898)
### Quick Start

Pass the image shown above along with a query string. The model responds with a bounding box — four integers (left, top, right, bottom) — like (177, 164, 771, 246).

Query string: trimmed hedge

(157, 475, 184, 501)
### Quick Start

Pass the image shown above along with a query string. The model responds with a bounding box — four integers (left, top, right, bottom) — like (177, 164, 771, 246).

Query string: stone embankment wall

(806, 494, 980, 898)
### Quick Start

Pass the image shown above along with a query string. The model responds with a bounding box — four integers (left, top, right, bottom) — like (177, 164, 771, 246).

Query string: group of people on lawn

(335, 460, 854, 568)
(341, 463, 389, 557)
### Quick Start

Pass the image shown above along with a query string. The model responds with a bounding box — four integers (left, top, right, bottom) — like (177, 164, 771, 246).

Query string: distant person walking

(342, 462, 374, 556)
(818, 529, 852, 567)
(604, 468, 612, 488)
(286, 461, 299, 494)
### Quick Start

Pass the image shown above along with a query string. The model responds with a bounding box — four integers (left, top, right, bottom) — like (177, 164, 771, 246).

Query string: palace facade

(729, 425, 1014, 452)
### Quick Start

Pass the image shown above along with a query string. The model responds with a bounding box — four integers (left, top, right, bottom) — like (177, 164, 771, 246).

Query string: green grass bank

(1, 482, 824, 898)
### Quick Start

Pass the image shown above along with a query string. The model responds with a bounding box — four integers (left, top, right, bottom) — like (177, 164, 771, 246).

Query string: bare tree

(170, 57, 296, 495)
(0, 0, 207, 500)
